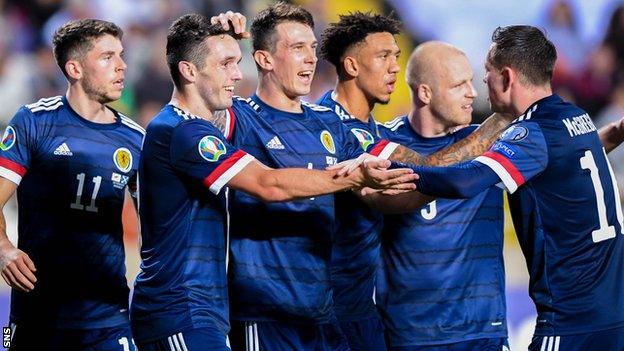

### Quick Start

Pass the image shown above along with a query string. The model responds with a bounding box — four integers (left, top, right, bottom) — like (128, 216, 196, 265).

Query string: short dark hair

(166, 13, 239, 89)
(488, 25, 557, 86)
(250, 2, 314, 53)
(320, 12, 400, 76)
(52, 19, 123, 78)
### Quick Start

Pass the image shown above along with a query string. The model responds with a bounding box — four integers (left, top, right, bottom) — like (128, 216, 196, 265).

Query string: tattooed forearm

(424, 113, 513, 166)
(210, 109, 228, 135)
(388, 144, 426, 164)
(388, 113, 513, 166)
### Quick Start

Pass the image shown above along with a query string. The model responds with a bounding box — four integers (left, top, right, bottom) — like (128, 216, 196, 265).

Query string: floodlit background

(1, 0, 624, 349)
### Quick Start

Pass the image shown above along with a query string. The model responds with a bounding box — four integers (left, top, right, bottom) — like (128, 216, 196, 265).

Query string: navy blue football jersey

(227, 95, 393, 324)
(316, 90, 398, 321)
(0, 95, 143, 329)
(473, 95, 624, 335)
(131, 104, 254, 343)
(376, 117, 507, 347)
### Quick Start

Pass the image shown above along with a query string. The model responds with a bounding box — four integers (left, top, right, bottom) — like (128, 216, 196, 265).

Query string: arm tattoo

(209, 109, 228, 135)
(389, 113, 513, 166)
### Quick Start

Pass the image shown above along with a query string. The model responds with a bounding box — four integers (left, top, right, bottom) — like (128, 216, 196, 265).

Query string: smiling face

(351, 32, 400, 105)
(429, 51, 477, 127)
(196, 34, 242, 111)
(268, 21, 318, 99)
(78, 34, 126, 104)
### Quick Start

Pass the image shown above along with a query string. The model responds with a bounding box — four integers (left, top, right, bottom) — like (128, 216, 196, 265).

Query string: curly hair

(52, 19, 123, 78)
(320, 12, 401, 75)
(250, 2, 314, 53)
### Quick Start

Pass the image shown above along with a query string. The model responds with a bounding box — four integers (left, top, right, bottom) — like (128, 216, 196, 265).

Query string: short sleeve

(0, 107, 34, 185)
(170, 120, 255, 195)
(474, 122, 548, 193)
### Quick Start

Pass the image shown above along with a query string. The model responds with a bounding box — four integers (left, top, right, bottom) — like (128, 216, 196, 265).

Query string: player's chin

(294, 85, 311, 97)
(102, 91, 122, 104)
(376, 94, 391, 105)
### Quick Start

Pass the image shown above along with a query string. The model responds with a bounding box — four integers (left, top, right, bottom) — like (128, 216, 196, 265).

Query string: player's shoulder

(516, 95, 585, 123)
(450, 124, 479, 139)
(231, 95, 260, 114)
(20, 95, 65, 117)
(116, 111, 145, 138)
(316, 92, 357, 122)
(301, 100, 332, 112)
(377, 115, 407, 132)
(302, 100, 343, 127)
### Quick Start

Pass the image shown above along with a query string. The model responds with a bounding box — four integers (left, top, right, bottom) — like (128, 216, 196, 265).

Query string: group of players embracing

(1, 2, 624, 351)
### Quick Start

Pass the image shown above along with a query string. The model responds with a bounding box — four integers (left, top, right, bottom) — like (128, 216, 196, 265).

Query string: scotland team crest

(198, 135, 226, 162)
(350, 128, 374, 151)
(320, 130, 336, 154)
(113, 147, 133, 173)
(0, 126, 16, 151)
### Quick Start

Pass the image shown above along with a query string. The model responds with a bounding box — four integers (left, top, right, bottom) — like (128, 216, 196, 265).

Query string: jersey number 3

(580, 149, 624, 243)
(70, 172, 102, 212)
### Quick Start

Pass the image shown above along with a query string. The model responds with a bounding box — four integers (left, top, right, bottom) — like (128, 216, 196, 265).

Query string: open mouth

(298, 70, 314, 83)
(224, 86, 235, 94)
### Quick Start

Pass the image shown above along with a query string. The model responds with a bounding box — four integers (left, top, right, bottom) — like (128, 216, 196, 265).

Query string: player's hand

(210, 11, 250, 39)
(327, 153, 376, 176)
(359, 187, 414, 196)
(0, 239, 36, 292)
(356, 158, 418, 191)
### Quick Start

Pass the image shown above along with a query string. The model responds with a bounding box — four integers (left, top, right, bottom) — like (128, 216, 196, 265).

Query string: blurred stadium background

(1, 0, 623, 349)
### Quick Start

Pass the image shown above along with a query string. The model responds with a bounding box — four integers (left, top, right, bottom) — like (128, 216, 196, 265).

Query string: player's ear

(178, 61, 196, 83)
(417, 83, 432, 105)
(501, 67, 513, 92)
(343, 56, 358, 78)
(65, 59, 82, 81)
(254, 50, 273, 71)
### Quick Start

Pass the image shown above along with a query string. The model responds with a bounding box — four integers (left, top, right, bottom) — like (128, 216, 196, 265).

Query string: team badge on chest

(320, 130, 336, 154)
(113, 147, 133, 173)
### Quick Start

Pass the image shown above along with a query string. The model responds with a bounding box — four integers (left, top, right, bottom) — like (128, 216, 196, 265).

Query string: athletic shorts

(136, 326, 229, 351)
(338, 315, 386, 351)
(8, 322, 135, 351)
(389, 337, 509, 351)
(229, 320, 349, 351)
(529, 327, 624, 351)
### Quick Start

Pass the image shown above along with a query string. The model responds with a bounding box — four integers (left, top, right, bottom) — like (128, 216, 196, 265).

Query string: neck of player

(256, 75, 304, 113)
(510, 84, 553, 117)
(66, 85, 116, 124)
(332, 83, 373, 122)
(170, 87, 214, 120)
(408, 104, 457, 138)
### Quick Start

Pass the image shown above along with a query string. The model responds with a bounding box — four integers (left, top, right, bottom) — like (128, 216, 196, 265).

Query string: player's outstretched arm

(227, 159, 417, 202)
(359, 189, 434, 214)
(599, 116, 624, 153)
(0, 178, 36, 292)
(388, 113, 514, 165)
